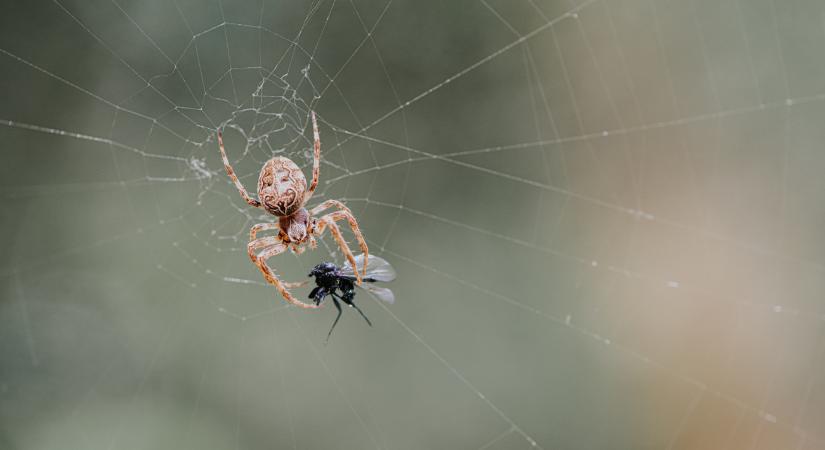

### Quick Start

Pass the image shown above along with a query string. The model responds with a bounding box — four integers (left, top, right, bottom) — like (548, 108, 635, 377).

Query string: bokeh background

(2, 0, 825, 449)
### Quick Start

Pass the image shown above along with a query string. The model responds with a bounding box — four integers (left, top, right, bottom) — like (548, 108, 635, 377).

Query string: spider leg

(247, 235, 279, 262)
(218, 131, 261, 208)
(249, 222, 279, 241)
(283, 280, 309, 289)
(248, 237, 318, 309)
(307, 201, 354, 252)
(249, 223, 307, 288)
(314, 216, 362, 285)
(325, 296, 343, 343)
(309, 199, 351, 216)
(315, 209, 369, 280)
(304, 111, 321, 202)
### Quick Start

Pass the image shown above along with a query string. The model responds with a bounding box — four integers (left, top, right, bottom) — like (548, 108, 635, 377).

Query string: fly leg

(339, 294, 372, 327)
(325, 296, 344, 343)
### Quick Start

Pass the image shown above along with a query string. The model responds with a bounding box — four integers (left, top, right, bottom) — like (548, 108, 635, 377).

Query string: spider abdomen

(258, 156, 307, 216)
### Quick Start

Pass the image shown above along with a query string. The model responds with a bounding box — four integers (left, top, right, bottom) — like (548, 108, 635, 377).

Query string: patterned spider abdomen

(258, 156, 307, 217)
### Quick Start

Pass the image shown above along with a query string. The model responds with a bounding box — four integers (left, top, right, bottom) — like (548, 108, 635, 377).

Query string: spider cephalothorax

(279, 207, 310, 244)
(218, 111, 368, 308)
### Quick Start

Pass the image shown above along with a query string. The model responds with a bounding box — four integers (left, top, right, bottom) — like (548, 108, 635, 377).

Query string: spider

(218, 111, 368, 309)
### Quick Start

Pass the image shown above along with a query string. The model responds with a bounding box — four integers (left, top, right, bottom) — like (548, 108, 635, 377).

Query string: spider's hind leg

(305, 111, 321, 202)
(218, 132, 262, 209)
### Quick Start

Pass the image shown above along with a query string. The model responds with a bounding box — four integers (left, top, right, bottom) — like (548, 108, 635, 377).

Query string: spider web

(2, 0, 825, 448)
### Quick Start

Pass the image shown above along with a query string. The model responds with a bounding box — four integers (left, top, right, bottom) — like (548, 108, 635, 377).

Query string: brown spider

(218, 111, 368, 309)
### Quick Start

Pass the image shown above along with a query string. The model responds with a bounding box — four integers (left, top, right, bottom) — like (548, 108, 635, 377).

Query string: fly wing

(362, 285, 395, 304)
(341, 254, 397, 282)
(341, 254, 397, 303)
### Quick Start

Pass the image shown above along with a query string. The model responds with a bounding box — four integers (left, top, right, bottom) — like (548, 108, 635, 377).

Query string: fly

(307, 254, 396, 341)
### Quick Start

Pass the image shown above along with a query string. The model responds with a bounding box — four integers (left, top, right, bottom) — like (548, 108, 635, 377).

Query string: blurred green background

(2, 0, 825, 449)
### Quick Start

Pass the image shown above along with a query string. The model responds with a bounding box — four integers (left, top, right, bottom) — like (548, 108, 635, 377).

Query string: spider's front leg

(250, 223, 307, 288)
(248, 235, 315, 307)
(313, 215, 364, 285)
(312, 207, 369, 279)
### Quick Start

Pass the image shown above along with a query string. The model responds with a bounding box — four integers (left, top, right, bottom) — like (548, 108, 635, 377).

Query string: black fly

(308, 254, 396, 341)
